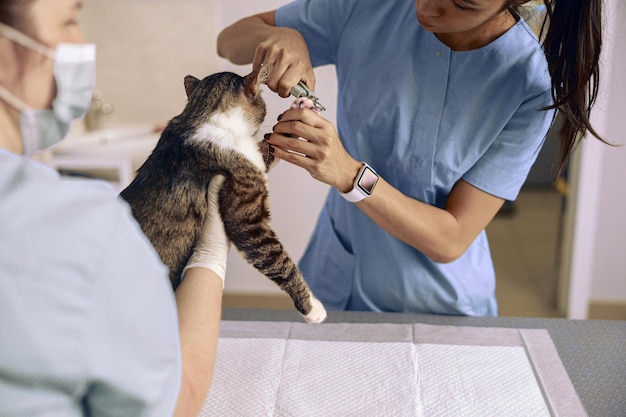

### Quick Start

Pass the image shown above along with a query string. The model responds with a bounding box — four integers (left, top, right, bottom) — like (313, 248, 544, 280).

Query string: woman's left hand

(267, 107, 361, 192)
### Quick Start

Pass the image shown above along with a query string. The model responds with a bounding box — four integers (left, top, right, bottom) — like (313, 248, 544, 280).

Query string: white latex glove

(181, 175, 230, 286)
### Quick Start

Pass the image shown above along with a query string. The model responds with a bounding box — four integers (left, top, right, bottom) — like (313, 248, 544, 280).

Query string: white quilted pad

(200, 322, 585, 417)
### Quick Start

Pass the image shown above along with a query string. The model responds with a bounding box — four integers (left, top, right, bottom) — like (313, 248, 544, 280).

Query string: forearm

(354, 177, 503, 263)
(355, 178, 464, 262)
(173, 269, 223, 417)
(217, 14, 274, 65)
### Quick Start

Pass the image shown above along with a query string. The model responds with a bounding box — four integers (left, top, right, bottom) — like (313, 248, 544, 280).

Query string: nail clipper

(289, 81, 326, 112)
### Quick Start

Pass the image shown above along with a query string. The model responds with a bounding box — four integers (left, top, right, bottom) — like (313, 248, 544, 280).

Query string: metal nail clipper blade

(289, 81, 326, 112)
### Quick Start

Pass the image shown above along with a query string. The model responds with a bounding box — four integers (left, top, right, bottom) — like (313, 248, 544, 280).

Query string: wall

(561, 0, 626, 318)
(590, 2, 626, 301)
(82, 0, 220, 125)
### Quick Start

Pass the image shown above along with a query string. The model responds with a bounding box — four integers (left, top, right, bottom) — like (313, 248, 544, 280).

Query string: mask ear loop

(0, 22, 53, 130)
(0, 84, 31, 112)
(0, 23, 55, 112)
(0, 84, 39, 155)
(0, 21, 55, 60)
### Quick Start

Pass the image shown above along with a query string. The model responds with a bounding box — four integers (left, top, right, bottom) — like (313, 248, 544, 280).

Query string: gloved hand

(181, 175, 230, 286)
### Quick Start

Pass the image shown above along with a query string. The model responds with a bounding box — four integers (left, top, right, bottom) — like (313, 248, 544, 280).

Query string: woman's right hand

(217, 11, 315, 98)
(250, 13, 316, 98)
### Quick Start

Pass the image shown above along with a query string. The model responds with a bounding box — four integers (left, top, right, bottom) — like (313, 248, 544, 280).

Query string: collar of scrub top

(289, 81, 326, 112)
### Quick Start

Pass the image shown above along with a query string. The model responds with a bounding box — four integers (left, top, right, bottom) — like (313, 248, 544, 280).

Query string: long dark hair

(509, 0, 606, 178)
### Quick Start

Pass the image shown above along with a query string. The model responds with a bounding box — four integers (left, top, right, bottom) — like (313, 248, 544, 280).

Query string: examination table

(199, 308, 625, 416)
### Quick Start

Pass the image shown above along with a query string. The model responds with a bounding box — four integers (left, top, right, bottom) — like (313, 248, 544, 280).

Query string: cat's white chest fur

(190, 106, 266, 172)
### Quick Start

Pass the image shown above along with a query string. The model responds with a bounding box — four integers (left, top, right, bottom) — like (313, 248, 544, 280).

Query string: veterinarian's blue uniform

(0, 149, 181, 416)
(276, 0, 554, 315)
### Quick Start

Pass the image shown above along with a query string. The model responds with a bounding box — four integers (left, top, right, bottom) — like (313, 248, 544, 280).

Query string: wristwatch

(339, 163, 379, 203)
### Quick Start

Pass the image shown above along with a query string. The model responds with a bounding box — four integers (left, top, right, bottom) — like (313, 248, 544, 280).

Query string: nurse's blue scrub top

(276, 0, 554, 316)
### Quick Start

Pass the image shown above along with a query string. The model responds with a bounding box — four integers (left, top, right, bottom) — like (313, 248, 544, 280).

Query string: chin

(417, 15, 436, 31)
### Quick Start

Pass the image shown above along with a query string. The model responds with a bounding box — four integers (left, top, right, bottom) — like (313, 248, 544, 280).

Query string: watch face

(358, 166, 379, 195)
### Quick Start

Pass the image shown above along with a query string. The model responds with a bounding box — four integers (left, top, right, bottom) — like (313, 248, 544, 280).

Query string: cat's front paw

(303, 294, 327, 324)
(259, 140, 278, 172)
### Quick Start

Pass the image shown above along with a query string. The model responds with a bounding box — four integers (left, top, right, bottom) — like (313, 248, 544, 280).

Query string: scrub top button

(435, 50, 441, 58)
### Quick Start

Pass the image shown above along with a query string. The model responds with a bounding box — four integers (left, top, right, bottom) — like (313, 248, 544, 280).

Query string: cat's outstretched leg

(220, 167, 327, 323)
(303, 292, 327, 324)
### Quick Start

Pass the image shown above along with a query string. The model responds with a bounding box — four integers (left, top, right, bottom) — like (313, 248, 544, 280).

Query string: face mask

(0, 22, 95, 155)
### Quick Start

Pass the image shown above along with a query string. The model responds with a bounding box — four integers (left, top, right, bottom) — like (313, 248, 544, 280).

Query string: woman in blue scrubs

(217, 0, 606, 316)
(0, 1, 227, 415)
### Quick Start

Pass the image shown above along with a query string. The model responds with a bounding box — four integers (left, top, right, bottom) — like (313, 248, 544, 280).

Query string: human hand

(182, 175, 230, 286)
(251, 27, 316, 98)
(266, 106, 362, 192)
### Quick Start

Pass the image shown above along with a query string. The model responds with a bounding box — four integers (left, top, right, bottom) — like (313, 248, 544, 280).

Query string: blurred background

(49, 0, 625, 320)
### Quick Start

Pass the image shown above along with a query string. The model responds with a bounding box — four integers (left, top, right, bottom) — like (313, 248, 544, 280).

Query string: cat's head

(182, 67, 271, 131)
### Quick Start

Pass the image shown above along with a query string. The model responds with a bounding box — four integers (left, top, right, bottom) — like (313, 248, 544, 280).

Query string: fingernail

(269, 145, 275, 153)
(277, 113, 283, 121)
(264, 133, 271, 140)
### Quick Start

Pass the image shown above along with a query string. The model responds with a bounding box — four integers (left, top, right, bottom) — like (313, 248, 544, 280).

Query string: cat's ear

(257, 64, 272, 86)
(184, 75, 200, 98)
(244, 64, 273, 96)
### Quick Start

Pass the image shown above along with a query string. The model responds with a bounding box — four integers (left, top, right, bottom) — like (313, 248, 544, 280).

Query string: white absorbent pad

(200, 321, 586, 417)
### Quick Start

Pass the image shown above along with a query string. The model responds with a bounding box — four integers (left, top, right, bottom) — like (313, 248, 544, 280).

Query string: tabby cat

(120, 68, 327, 324)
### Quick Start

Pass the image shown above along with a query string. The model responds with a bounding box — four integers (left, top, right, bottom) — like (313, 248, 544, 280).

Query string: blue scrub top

(276, 0, 555, 316)
(0, 150, 181, 416)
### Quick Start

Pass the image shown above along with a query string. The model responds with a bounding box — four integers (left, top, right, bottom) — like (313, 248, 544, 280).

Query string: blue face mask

(0, 22, 96, 156)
